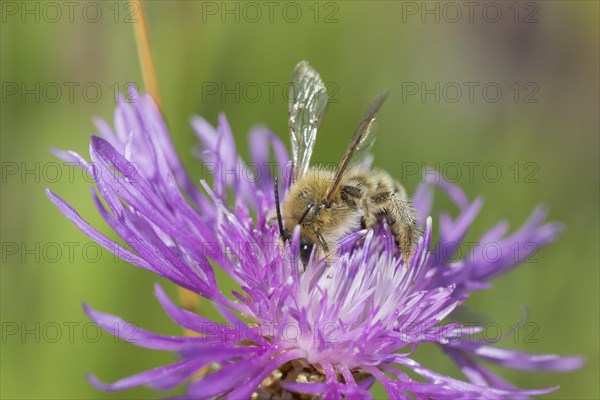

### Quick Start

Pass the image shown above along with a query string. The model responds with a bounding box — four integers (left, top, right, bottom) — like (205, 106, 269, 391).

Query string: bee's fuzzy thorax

(282, 168, 362, 254)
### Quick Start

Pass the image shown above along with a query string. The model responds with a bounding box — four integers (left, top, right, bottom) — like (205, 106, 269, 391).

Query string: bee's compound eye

(299, 236, 314, 266)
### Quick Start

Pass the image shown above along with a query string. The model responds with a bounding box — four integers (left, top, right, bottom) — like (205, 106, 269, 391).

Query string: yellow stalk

(131, 0, 163, 114)
(131, 0, 198, 315)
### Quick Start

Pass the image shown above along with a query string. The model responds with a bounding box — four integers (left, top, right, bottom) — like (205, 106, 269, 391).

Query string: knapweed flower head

(47, 89, 582, 399)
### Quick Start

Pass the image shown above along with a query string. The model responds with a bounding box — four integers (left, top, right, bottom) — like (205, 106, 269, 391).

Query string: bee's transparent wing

(288, 61, 329, 183)
(346, 119, 378, 169)
(326, 92, 389, 201)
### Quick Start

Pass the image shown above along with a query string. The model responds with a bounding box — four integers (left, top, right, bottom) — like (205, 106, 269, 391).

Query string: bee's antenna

(274, 177, 289, 241)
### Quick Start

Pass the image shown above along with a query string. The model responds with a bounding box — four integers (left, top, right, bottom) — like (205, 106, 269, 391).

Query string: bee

(273, 61, 419, 267)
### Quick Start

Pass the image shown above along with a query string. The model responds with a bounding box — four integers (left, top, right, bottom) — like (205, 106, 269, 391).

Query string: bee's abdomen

(347, 168, 420, 264)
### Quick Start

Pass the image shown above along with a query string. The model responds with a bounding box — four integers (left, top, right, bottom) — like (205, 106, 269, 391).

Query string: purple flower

(47, 90, 582, 399)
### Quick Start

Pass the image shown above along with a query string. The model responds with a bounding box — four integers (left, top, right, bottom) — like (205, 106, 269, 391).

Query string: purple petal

(46, 188, 153, 271)
(87, 358, 201, 392)
(84, 304, 214, 351)
(447, 340, 585, 371)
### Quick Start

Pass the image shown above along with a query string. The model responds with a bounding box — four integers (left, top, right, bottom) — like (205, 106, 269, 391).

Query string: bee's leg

(343, 178, 374, 229)
(339, 184, 371, 250)
(370, 184, 419, 266)
(341, 184, 368, 228)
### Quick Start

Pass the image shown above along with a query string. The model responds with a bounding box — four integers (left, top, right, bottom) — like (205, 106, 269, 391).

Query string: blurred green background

(1, 1, 598, 399)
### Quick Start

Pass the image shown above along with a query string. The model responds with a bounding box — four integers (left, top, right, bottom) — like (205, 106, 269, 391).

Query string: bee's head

(274, 177, 329, 267)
